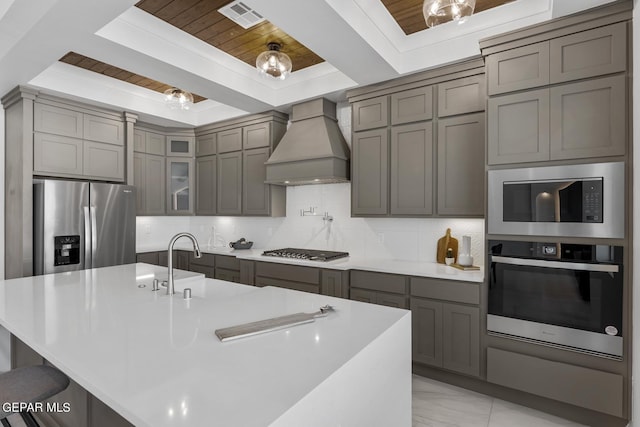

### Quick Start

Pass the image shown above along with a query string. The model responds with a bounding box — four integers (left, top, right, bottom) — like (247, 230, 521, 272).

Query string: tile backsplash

(137, 182, 485, 263)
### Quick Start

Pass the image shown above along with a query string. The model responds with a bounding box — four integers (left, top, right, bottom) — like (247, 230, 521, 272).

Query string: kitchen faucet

(167, 232, 202, 295)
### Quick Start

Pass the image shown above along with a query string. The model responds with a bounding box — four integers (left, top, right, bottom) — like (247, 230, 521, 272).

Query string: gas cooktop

(262, 248, 349, 262)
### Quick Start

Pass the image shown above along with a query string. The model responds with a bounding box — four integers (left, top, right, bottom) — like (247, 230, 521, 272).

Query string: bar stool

(0, 365, 70, 427)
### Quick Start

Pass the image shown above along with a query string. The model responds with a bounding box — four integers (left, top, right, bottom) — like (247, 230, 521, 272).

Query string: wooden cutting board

(436, 228, 458, 264)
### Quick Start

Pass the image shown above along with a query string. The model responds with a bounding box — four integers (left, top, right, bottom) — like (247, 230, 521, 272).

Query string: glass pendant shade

(256, 42, 292, 80)
(423, 0, 476, 27)
(164, 87, 194, 110)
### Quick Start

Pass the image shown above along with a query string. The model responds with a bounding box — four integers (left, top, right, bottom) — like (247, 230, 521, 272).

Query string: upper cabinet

(483, 20, 629, 165)
(166, 135, 194, 157)
(348, 59, 486, 218)
(33, 101, 125, 182)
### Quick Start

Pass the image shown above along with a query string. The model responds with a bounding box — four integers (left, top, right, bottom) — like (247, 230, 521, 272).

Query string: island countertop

(0, 263, 411, 427)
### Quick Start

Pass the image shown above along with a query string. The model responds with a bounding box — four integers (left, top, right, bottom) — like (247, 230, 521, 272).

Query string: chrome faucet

(167, 232, 202, 295)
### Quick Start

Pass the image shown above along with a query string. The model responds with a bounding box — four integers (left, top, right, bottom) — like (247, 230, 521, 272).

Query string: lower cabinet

(320, 269, 349, 298)
(349, 270, 408, 308)
(254, 261, 320, 293)
(188, 253, 215, 278)
(214, 255, 241, 283)
(136, 251, 160, 265)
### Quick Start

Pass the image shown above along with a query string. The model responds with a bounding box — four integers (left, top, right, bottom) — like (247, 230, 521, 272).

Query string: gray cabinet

(549, 22, 626, 84)
(320, 269, 349, 298)
(83, 114, 124, 145)
(351, 128, 388, 215)
(549, 75, 626, 160)
(34, 103, 83, 138)
(217, 151, 242, 215)
(243, 147, 273, 216)
(390, 122, 433, 215)
(166, 135, 194, 157)
(34, 133, 83, 176)
(255, 261, 321, 294)
(215, 255, 241, 283)
(166, 157, 194, 215)
(349, 270, 408, 308)
(196, 155, 217, 215)
(486, 41, 550, 95)
(487, 89, 550, 165)
(188, 253, 215, 278)
(217, 128, 242, 153)
(243, 122, 271, 149)
(133, 153, 165, 215)
(437, 75, 485, 117)
(390, 86, 432, 125)
(134, 129, 165, 156)
(411, 298, 442, 366)
(437, 113, 484, 216)
(352, 96, 388, 131)
(83, 141, 124, 180)
(196, 134, 216, 157)
(136, 251, 160, 265)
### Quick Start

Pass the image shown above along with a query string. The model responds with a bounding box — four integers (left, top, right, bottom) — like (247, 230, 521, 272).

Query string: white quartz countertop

(137, 243, 484, 283)
(0, 263, 410, 427)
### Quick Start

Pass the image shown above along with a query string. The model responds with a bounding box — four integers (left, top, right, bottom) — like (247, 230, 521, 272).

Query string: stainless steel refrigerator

(33, 179, 136, 275)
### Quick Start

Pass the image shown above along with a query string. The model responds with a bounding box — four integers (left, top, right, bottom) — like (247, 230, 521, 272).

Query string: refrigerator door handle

(90, 206, 98, 268)
(83, 206, 92, 269)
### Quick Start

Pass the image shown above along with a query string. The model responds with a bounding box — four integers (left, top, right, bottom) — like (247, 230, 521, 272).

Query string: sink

(135, 263, 204, 288)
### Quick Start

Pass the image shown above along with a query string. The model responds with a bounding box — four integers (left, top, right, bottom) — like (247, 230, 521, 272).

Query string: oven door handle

(491, 256, 619, 273)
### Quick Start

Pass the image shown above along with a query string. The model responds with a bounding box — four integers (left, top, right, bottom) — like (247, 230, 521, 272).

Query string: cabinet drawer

(83, 114, 124, 145)
(487, 347, 622, 417)
(352, 96, 388, 131)
(550, 22, 627, 84)
(255, 276, 319, 294)
(33, 133, 83, 176)
(217, 128, 242, 153)
(136, 252, 159, 265)
(487, 41, 550, 95)
(390, 86, 432, 125)
(215, 255, 240, 271)
(189, 263, 215, 279)
(437, 75, 485, 117)
(189, 252, 215, 268)
(243, 122, 271, 150)
(34, 103, 83, 138)
(351, 288, 407, 308)
(410, 277, 479, 305)
(255, 262, 320, 284)
(350, 270, 407, 294)
(196, 134, 217, 157)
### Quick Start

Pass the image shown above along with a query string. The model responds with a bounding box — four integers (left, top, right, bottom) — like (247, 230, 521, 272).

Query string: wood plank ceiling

(381, 0, 516, 35)
(59, 52, 207, 102)
(135, 0, 325, 72)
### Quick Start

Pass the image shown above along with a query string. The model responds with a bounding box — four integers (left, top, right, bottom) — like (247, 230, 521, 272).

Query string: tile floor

(412, 375, 587, 427)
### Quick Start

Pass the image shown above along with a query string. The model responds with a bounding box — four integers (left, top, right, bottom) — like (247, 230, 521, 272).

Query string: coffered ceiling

(0, 0, 618, 127)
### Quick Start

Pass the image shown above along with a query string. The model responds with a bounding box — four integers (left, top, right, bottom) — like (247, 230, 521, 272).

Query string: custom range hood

(265, 98, 350, 185)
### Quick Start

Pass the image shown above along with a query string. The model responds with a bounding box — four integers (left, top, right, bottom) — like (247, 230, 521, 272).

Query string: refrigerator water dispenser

(54, 235, 80, 266)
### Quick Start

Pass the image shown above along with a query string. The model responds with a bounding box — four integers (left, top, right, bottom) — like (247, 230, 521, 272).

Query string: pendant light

(423, 0, 476, 27)
(164, 87, 194, 110)
(256, 42, 292, 80)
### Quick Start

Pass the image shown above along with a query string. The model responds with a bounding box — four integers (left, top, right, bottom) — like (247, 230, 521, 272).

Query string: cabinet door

(438, 75, 485, 117)
(188, 263, 215, 278)
(437, 113, 484, 216)
(239, 260, 255, 285)
(487, 89, 550, 165)
(33, 133, 83, 176)
(442, 303, 480, 377)
(217, 151, 242, 215)
(166, 135, 194, 157)
(376, 292, 408, 309)
(215, 268, 241, 283)
(486, 41, 550, 95)
(90, 396, 134, 427)
(166, 157, 194, 215)
(243, 122, 271, 149)
(146, 132, 166, 156)
(133, 153, 145, 214)
(217, 128, 243, 153)
(350, 288, 377, 304)
(134, 129, 146, 152)
(145, 154, 166, 215)
(136, 251, 159, 265)
(196, 133, 216, 157)
(321, 270, 348, 299)
(549, 75, 626, 160)
(83, 114, 124, 145)
(196, 155, 217, 215)
(243, 147, 270, 215)
(352, 96, 388, 131)
(390, 86, 432, 125)
(550, 22, 626, 84)
(83, 141, 124, 181)
(352, 129, 389, 215)
(410, 298, 443, 367)
(34, 103, 83, 138)
(390, 122, 433, 215)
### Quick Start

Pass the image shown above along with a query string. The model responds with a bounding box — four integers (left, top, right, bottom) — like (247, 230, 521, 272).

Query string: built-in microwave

(488, 162, 624, 238)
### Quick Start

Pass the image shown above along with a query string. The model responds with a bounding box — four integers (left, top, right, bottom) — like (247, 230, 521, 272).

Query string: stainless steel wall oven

(488, 240, 623, 358)
(488, 162, 624, 238)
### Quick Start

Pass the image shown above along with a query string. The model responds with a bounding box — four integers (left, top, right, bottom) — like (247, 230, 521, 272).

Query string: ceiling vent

(218, 1, 266, 29)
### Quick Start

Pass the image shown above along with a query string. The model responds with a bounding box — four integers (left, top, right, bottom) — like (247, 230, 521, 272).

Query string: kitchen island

(0, 263, 411, 427)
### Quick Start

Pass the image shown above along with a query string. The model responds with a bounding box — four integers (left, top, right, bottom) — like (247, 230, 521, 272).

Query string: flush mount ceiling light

(256, 42, 292, 80)
(164, 87, 194, 110)
(423, 0, 476, 27)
